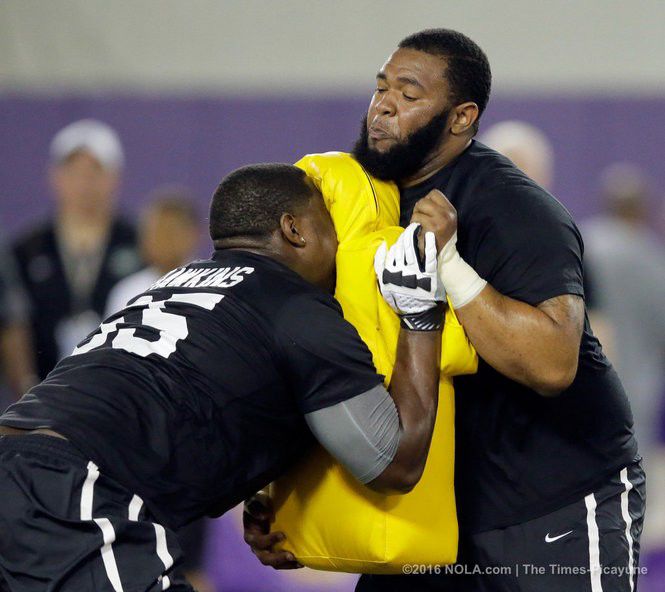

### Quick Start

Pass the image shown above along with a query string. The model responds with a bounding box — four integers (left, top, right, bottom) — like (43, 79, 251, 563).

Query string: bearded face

(352, 108, 450, 182)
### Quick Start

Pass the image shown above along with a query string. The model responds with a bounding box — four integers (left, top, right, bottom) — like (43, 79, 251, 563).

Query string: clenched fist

(409, 189, 457, 256)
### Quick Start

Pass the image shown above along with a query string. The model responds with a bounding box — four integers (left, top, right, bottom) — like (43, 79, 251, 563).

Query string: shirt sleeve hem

(510, 284, 585, 306)
(299, 375, 385, 415)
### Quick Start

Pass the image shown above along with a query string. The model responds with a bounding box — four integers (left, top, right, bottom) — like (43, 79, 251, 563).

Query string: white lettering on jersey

(197, 268, 229, 287)
(183, 269, 216, 287)
(150, 267, 186, 289)
(72, 292, 224, 359)
(150, 266, 254, 289)
(166, 268, 207, 287)
(210, 267, 254, 288)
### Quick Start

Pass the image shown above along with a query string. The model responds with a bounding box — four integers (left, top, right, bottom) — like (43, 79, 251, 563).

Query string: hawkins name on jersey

(151, 265, 254, 290)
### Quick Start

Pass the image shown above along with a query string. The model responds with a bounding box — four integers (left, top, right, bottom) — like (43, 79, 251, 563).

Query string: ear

(279, 213, 306, 247)
(450, 102, 479, 136)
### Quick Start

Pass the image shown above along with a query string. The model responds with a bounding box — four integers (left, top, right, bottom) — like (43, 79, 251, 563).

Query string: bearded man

(245, 29, 644, 592)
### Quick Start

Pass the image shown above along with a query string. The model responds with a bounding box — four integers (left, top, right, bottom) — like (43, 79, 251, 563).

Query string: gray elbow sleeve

(304, 384, 400, 484)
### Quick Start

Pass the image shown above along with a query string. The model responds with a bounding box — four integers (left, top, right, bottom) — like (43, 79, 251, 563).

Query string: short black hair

(399, 29, 491, 131)
(209, 163, 314, 241)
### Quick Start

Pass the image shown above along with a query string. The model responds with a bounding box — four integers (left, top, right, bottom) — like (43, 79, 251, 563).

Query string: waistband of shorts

(0, 433, 88, 465)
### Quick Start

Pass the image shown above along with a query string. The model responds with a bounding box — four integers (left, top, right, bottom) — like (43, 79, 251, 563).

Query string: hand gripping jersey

(269, 152, 478, 573)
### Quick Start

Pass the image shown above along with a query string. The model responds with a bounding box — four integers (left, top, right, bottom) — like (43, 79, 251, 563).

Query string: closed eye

(403, 94, 417, 102)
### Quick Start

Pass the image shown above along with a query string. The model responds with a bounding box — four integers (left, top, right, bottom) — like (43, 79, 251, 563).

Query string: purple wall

(2, 93, 664, 590)
(2, 94, 665, 241)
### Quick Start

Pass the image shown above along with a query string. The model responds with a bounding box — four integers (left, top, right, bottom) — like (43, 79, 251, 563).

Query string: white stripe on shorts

(128, 494, 144, 521)
(80, 461, 99, 521)
(154, 523, 174, 590)
(620, 467, 636, 592)
(585, 492, 603, 592)
(94, 517, 124, 592)
(80, 461, 124, 592)
(128, 491, 173, 590)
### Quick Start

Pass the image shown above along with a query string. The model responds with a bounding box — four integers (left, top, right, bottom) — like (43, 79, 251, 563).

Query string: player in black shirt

(246, 30, 645, 592)
(357, 28, 644, 592)
(0, 164, 450, 591)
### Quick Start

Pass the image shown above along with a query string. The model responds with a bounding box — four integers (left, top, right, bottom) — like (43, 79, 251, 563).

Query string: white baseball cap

(50, 119, 124, 171)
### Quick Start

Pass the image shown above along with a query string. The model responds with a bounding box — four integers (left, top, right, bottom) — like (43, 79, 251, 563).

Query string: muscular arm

(412, 189, 584, 397)
(307, 325, 441, 494)
(374, 325, 440, 491)
(273, 284, 443, 494)
(243, 316, 442, 569)
(455, 288, 584, 396)
(243, 325, 442, 569)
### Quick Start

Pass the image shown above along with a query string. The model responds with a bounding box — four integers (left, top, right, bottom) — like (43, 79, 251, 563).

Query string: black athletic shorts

(0, 434, 194, 592)
(357, 461, 646, 592)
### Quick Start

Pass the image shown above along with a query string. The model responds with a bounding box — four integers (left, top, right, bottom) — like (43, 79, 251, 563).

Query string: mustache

(351, 111, 449, 181)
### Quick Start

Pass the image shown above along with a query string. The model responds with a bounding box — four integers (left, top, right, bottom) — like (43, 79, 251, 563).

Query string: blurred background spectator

(479, 120, 555, 189)
(0, 243, 36, 401)
(1, 1, 664, 590)
(583, 164, 665, 453)
(105, 187, 201, 316)
(11, 120, 141, 380)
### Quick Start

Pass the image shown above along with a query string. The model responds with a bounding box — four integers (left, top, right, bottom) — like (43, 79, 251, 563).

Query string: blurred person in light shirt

(582, 163, 665, 454)
(11, 119, 141, 380)
(105, 188, 201, 317)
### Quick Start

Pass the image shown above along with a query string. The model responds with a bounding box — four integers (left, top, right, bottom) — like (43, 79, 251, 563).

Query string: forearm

(374, 326, 441, 492)
(455, 285, 579, 396)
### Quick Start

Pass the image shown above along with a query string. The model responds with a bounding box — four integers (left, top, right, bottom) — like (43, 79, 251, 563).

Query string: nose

(374, 90, 397, 117)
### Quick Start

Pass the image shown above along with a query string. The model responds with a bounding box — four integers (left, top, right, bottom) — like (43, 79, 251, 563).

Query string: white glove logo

(374, 223, 445, 317)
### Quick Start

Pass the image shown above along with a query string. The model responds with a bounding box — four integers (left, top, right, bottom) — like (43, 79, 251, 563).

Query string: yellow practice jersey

(270, 152, 477, 574)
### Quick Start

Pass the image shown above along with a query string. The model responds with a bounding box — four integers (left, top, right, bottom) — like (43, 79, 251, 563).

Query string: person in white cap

(11, 119, 141, 381)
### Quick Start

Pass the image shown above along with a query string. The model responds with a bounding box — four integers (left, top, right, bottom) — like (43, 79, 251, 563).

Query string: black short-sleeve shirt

(0, 250, 383, 528)
(401, 141, 638, 533)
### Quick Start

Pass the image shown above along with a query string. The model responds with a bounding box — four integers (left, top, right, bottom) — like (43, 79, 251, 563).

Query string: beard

(351, 108, 450, 182)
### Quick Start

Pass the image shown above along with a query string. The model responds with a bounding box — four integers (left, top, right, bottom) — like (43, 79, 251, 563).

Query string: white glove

(374, 223, 445, 330)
